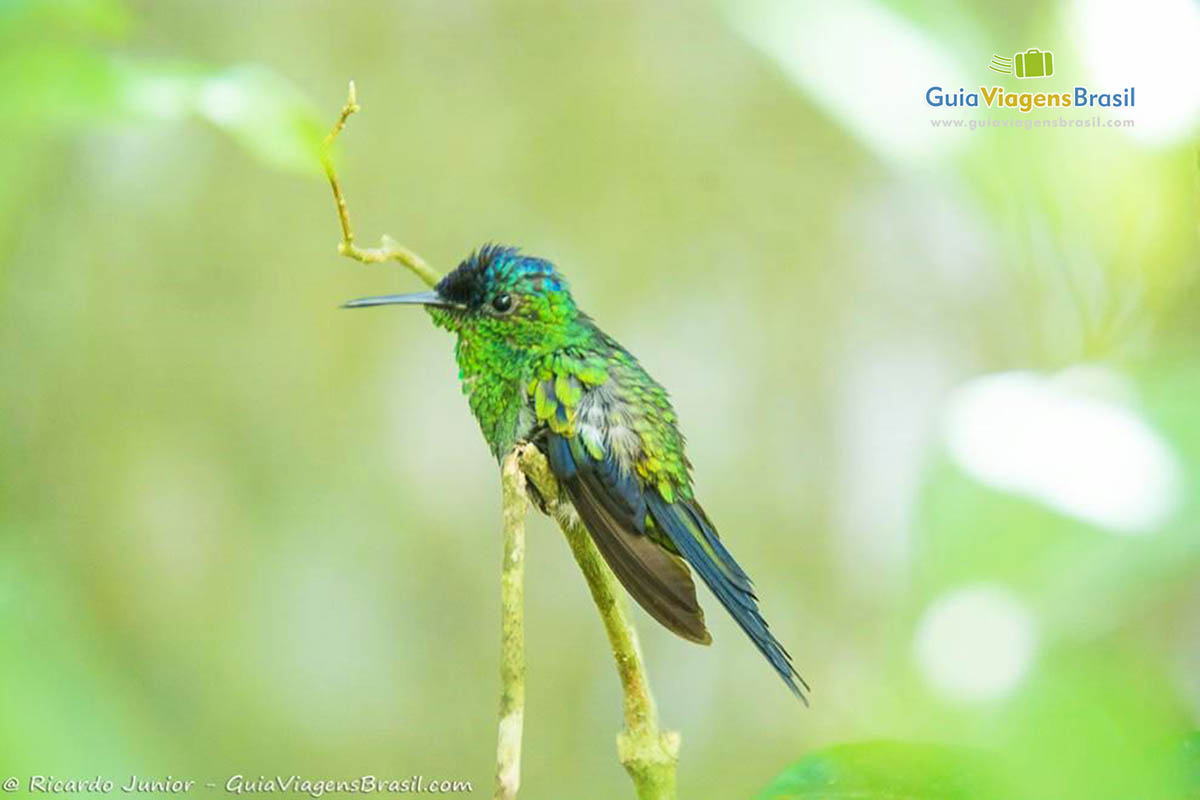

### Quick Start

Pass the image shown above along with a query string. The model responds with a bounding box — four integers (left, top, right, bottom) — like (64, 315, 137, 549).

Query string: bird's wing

(530, 347, 808, 700)
(530, 359, 711, 644)
(536, 342, 808, 701)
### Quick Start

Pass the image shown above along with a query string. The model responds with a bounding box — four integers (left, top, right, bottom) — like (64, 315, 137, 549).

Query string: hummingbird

(345, 244, 807, 700)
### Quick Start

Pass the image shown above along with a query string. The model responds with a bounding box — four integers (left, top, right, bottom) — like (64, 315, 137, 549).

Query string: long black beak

(341, 290, 460, 309)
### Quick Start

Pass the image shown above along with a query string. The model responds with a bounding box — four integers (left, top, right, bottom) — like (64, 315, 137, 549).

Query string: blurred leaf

(1180, 733, 1200, 798)
(994, 648, 1191, 800)
(0, 43, 125, 131)
(756, 741, 1005, 800)
(113, 61, 326, 178)
(192, 66, 325, 178)
(0, 0, 131, 39)
(0, 3, 323, 177)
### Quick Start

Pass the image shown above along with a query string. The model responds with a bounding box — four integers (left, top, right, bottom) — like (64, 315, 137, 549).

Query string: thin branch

(320, 81, 441, 288)
(323, 87, 679, 800)
(517, 445, 679, 800)
(495, 452, 528, 800)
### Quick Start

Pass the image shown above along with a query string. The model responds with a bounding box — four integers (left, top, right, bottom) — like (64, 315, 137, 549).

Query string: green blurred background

(2, 0, 1198, 797)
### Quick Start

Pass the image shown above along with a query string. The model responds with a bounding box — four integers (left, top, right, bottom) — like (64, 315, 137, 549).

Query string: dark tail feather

(645, 493, 810, 703)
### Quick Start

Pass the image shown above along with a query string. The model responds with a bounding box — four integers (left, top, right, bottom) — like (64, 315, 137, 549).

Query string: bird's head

(344, 244, 580, 353)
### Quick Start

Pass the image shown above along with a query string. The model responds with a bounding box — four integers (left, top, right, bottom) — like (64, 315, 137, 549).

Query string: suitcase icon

(1014, 48, 1054, 78)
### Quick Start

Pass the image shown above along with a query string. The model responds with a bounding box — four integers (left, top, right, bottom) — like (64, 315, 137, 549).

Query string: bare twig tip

(322, 81, 442, 286)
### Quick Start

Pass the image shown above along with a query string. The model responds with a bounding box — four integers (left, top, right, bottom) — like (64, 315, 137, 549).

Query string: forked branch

(322, 84, 678, 800)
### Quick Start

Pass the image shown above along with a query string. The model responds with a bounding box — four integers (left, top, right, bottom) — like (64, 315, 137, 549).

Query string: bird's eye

(491, 293, 513, 314)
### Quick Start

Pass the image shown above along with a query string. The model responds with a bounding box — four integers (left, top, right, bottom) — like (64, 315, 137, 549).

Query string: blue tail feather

(683, 503, 754, 594)
(646, 493, 809, 702)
